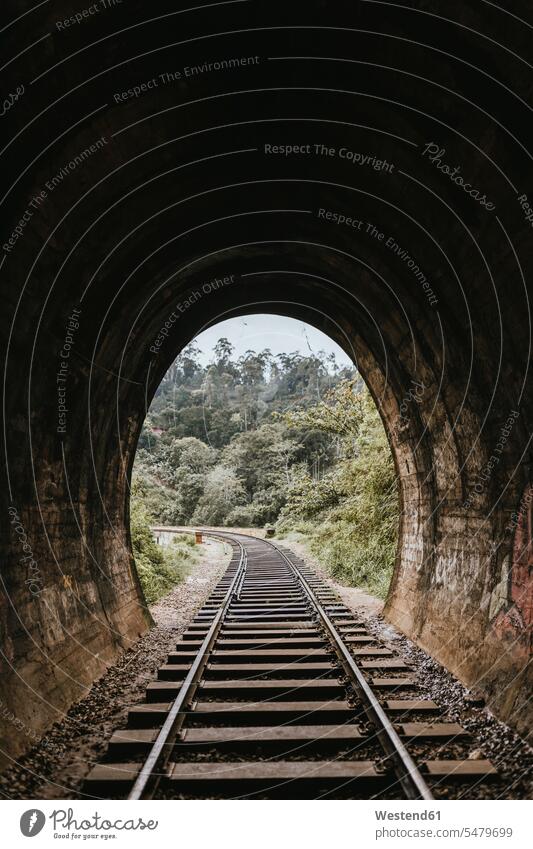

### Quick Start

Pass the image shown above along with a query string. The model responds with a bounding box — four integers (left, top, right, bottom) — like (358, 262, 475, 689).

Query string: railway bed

(84, 533, 498, 799)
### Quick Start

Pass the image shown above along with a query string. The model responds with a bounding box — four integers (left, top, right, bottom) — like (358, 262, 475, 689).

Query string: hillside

(132, 338, 398, 598)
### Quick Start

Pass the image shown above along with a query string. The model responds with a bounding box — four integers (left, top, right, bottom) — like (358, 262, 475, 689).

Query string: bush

(309, 519, 395, 599)
(131, 471, 184, 525)
(132, 353, 398, 600)
(282, 470, 339, 518)
(130, 503, 197, 603)
(277, 385, 398, 599)
(192, 465, 246, 525)
(225, 503, 264, 527)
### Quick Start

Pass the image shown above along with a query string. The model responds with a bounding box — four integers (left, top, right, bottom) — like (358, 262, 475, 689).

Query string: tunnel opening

(130, 313, 400, 608)
(2, 247, 532, 770)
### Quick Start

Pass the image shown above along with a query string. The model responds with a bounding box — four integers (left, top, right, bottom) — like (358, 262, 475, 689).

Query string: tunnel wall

(1, 0, 532, 768)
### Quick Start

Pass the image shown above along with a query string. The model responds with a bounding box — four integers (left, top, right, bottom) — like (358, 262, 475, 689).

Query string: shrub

(130, 503, 197, 603)
(278, 384, 398, 599)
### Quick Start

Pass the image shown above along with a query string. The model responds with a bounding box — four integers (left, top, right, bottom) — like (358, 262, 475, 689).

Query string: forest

(131, 338, 398, 601)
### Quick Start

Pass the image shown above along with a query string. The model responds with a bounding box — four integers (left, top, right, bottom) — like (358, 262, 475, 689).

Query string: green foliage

(192, 465, 246, 525)
(225, 502, 266, 527)
(132, 339, 398, 600)
(131, 470, 185, 524)
(129, 499, 197, 603)
(282, 377, 366, 442)
(280, 466, 339, 518)
(278, 382, 398, 598)
(134, 343, 352, 528)
(220, 423, 295, 521)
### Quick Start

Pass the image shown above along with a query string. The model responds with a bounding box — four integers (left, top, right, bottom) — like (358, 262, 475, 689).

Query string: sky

(192, 315, 354, 367)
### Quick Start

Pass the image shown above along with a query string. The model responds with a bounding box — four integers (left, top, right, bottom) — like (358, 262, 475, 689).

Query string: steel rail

(261, 536, 434, 800)
(233, 554, 247, 601)
(131, 528, 432, 800)
(128, 535, 247, 800)
(193, 529, 433, 798)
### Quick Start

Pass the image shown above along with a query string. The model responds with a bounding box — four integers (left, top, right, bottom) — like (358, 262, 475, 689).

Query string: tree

(134, 345, 360, 529)
(132, 338, 397, 599)
(179, 341, 203, 381)
(213, 337, 235, 370)
(283, 378, 366, 443)
(164, 436, 216, 472)
(222, 424, 296, 497)
(192, 466, 246, 525)
(279, 382, 398, 598)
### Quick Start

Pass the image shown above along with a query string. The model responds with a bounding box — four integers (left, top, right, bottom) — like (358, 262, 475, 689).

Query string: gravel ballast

(0, 537, 231, 800)
(1, 531, 531, 801)
(279, 536, 533, 800)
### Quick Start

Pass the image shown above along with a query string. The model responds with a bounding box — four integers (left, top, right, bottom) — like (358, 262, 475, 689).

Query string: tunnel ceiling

(2, 0, 532, 423)
(1, 0, 532, 764)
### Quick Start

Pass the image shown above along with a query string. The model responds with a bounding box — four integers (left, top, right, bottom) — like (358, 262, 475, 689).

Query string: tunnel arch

(1, 0, 532, 767)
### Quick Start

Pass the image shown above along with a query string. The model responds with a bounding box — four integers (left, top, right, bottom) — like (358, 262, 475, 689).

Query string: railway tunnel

(1, 0, 532, 769)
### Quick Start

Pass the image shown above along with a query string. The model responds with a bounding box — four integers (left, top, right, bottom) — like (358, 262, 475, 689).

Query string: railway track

(84, 532, 498, 799)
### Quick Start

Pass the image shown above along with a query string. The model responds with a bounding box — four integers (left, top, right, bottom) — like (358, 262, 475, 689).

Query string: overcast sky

(192, 315, 354, 367)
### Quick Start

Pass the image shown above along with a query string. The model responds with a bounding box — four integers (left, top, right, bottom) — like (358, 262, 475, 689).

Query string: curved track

(85, 532, 497, 799)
